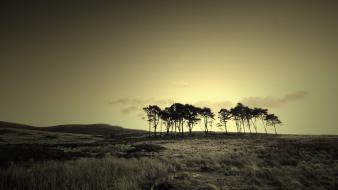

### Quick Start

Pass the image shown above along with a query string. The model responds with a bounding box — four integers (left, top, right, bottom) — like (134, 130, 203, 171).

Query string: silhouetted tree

(184, 104, 200, 135)
(169, 103, 187, 136)
(250, 107, 261, 134)
(143, 105, 161, 137)
(199, 107, 214, 134)
(243, 106, 253, 134)
(230, 106, 240, 133)
(160, 107, 172, 136)
(256, 108, 269, 134)
(237, 103, 248, 133)
(142, 102, 281, 137)
(230, 103, 246, 133)
(143, 106, 153, 137)
(218, 108, 231, 133)
(265, 114, 282, 135)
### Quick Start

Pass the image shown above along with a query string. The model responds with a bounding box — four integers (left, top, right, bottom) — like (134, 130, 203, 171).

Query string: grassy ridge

(0, 157, 172, 190)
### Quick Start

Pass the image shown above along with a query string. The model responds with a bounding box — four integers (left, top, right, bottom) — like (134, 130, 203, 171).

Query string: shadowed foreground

(0, 127, 337, 190)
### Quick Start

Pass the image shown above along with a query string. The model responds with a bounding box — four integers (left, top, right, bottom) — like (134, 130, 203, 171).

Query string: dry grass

(0, 127, 103, 144)
(0, 128, 337, 190)
(153, 136, 338, 189)
(0, 157, 173, 190)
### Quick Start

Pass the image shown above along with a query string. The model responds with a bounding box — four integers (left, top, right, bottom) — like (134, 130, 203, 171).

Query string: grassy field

(0, 127, 337, 190)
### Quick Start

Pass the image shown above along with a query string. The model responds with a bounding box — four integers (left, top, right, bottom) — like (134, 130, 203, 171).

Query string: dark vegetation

(44, 124, 144, 135)
(125, 143, 166, 158)
(0, 128, 29, 136)
(0, 144, 88, 168)
(143, 102, 282, 137)
(0, 122, 337, 189)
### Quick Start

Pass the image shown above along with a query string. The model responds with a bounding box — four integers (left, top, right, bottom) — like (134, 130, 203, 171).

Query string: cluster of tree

(143, 103, 281, 137)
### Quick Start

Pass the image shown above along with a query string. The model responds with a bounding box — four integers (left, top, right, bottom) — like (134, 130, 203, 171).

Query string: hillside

(0, 121, 145, 136)
(44, 124, 145, 136)
(0, 131, 337, 190)
(0, 121, 36, 130)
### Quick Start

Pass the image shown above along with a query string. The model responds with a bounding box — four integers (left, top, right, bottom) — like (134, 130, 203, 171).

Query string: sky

(1, 0, 338, 134)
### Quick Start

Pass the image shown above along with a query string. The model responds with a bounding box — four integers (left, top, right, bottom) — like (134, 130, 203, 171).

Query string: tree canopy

(143, 102, 282, 137)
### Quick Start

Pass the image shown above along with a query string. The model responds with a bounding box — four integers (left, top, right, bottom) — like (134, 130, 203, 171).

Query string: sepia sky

(1, 0, 338, 134)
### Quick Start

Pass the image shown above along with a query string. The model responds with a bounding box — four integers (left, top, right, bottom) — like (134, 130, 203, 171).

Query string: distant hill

(0, 121, 36, 130)
(0, 121, 145, 136)
(43, 124, 145, 136)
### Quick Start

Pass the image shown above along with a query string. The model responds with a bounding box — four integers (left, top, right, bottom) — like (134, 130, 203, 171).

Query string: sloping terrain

(152, 135, 338, 190)
(0, 121, 145, 136)
(0, 128, 337, 190)
(0, 121, 36, 130)
(43, 124, 144, 136)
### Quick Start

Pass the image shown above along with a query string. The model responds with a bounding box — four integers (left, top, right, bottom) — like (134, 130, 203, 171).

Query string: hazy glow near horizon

(0, 1, 337, 134)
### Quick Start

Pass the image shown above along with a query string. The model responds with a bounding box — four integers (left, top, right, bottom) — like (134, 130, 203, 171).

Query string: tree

(169, 103, 187, 136)
(184, 104, 201, 135)
(160, 107, 172, 136)
(230, 103, 246, 133)
(142, 102, 281, 137)
(265, 114, 282, 135)
(230, 106, 240, 133)
(250, 107, 261, 134)
(218, 108, 231, 133)
(198, 107, 215, 134)
(142, 105, 161, 137)
(256, 108, 269, 134)
(143, 106, 153, 137)
(243, 106, 253, 134)
(237, 103, 248, 134)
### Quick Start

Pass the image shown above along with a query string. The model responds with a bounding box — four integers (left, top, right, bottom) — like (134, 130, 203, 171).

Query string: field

(0, 126, 337, 190)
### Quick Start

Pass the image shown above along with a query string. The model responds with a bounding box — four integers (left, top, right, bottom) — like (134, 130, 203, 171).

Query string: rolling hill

(0, 121, 145, 136)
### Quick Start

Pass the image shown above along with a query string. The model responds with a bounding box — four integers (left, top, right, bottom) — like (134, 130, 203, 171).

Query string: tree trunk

(170, 122, 173, 134)
(261, 119, 267, 134)
(148, 121, 151, 138)
(166, 123, 170, 135)
(204, 118, 207, 134)
(247, 120, 252, 134)
(251, 120, 257, 134)
(242, 120, 246, 134)
(181, 120, 183, 136)
(177, 121, 180, 134)
(274, 124, 277, 135)
(235, 121, 240, 133)
(153, 120, 157, 137)
(238, 119, 242, 133)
